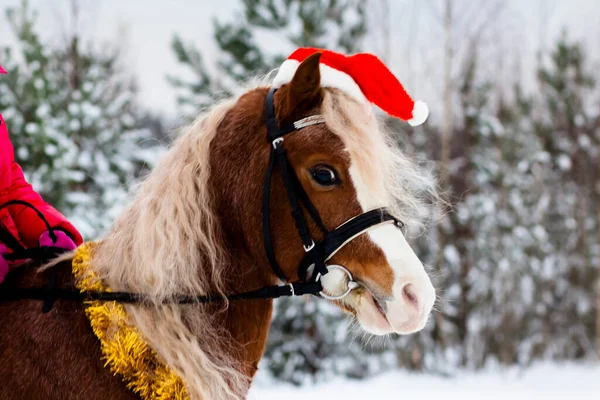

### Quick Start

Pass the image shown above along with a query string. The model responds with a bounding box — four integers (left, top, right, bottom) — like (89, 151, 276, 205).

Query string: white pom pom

(408, 100, 429, 126)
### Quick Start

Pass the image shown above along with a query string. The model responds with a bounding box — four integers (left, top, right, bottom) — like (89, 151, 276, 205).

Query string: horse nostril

(402, 283, 419, 310)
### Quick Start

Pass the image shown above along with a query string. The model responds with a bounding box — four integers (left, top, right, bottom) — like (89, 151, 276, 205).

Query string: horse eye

(310, 165, 340, 186)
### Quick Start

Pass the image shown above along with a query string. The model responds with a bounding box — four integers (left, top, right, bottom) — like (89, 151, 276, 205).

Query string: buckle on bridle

(315, 264, 359, 300)
(272, 137, 284, 149)
(303, 240, 315, 252)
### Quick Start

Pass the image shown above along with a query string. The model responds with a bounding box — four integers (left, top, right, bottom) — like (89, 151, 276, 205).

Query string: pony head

(209, 52, 437, 335)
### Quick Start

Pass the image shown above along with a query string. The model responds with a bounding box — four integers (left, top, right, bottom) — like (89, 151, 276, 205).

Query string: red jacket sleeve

(8, 161, 83, 248)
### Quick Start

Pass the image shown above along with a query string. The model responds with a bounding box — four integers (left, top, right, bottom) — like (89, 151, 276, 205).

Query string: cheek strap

(262, 87, 329, 283)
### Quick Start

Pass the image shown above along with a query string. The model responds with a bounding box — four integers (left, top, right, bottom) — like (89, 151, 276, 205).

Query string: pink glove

(39, 230, 77, 251)
(0, 244, 8, 284)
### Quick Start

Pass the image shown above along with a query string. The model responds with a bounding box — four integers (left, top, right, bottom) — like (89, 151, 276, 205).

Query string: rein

(0, 200, 64, 261)
(0, 87, 403, 309)
(0, 282, 324, 304)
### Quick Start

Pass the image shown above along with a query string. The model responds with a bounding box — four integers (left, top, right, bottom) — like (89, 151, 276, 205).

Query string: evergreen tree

(0, 1, 57, 195)
(0, 0, 162, 239)
(396, 34, 600, 373)
(169, 0, 366, 115)
(388, 32, 600, 374)
(463, 35, 600, 365)
(529, 33, 599, 360)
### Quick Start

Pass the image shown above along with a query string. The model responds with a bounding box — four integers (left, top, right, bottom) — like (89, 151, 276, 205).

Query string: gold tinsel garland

(72, 242, 189, 400)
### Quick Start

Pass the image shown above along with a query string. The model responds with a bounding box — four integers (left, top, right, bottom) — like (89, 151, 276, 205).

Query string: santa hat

(272, 48, 428, 126)
(0, 65, 6, 75)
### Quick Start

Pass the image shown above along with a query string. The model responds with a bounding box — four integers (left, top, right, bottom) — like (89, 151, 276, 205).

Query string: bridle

(0, 87, 403, 309)
(262, 87, 402, 299)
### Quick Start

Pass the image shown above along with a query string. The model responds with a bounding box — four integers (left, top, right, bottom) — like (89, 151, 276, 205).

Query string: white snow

(557, 154, 572, 171)
(249, 363, 600, 399)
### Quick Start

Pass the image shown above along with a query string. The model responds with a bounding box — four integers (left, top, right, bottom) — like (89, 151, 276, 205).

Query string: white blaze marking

(348, 157, 435, 333)
(348, 159, 431, 284)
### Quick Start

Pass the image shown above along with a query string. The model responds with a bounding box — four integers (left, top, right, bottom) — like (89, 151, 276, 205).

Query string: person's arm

(7, 160, 83, 248)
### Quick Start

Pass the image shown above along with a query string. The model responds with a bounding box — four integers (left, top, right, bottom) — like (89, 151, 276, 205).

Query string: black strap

(289, 158, 327, 235)
(3, 246, 68, 262)
(265, 88, 296, 142)
(273, 145, 314, 249)
(262, 148, 288, 282)
(41, 270, 59, 313)
(274, 145, 329, 279)
(0, 281, 324, 304)
(0, 200, 70, 312)
(262, 87, 329, 282)
(0, 200, 57, 244)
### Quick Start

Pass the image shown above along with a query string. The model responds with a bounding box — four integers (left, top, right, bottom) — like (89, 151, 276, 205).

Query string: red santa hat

(272, 48, 428, 126)
(0, 65, 6, 74)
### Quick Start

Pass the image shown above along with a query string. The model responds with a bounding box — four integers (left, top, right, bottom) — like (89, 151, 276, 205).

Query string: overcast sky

(1, 0, 598, 120)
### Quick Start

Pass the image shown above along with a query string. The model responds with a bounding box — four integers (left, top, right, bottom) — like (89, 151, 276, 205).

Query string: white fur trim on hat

(408, 100, 429, 126)
(273, 59, 368, 105)
(272, 59, 300, 88)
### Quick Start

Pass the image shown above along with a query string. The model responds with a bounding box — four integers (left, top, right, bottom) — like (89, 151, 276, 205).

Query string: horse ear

(277, 52, 322, 123)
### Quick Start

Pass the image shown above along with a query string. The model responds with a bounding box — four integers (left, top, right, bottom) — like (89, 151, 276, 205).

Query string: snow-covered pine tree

(447, 66, 553, 369)
(462, 34, 600, 366)
(169, 0, 366, 116)
(389, 55, 502, 372)
(169, 0, 378, 384)
(393, 34, 600, 373)
(528, 33, 599, 361)
(0, 2, 58, 202)
(0, 0, 162, 239)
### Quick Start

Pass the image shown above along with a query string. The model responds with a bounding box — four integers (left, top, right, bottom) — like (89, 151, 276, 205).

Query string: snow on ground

(249, 362, 599, 399)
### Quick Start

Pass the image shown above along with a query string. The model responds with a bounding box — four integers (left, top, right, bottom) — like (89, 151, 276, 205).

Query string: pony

(0, 52, 437, 399)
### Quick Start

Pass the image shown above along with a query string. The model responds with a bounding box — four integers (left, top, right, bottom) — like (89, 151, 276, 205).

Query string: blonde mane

(91, 96, 249, 400)
(78, 84, 438, 400)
